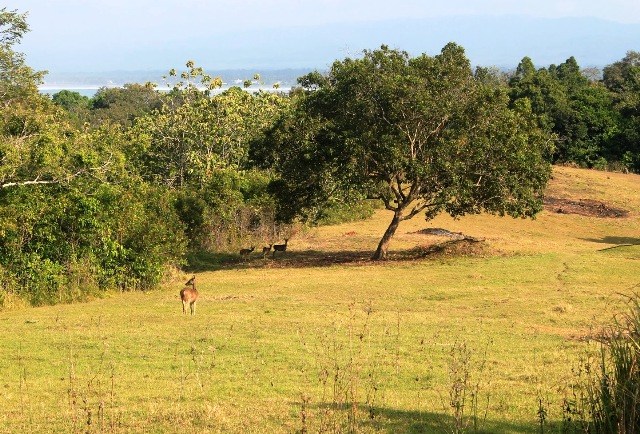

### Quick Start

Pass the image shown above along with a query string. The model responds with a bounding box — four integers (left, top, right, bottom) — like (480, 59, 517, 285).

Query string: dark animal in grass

(272, 239, 289, 257)
(262, 244, 273, 259)
(239, 246, 255, 259)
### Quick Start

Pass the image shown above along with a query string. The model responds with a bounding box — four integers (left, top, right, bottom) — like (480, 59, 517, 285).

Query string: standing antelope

(262, 244, 273, 259)
(272, 239, 289, 257)
(239, 245, 255, 258)
(180, 275, 198, 315)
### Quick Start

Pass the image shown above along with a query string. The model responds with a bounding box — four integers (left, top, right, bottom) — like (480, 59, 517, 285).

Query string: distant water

(39, 85, 294, 98)
(40, 87, 103, 97)
(39, 68, 313, 98)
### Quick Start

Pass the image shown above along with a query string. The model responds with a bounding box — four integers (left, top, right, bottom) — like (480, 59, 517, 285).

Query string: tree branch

(0, 157, 114, 189)
(378, 194, 398, 212)
(387, 174, 403, 204)
(1, 179, 59, 189)
(401, 200, 440, 221)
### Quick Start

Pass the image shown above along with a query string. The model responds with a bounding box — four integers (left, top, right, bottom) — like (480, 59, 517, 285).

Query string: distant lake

(39, 85, 294, 98)
(38, 68, 313, 98)
(40, 87, 103, 97)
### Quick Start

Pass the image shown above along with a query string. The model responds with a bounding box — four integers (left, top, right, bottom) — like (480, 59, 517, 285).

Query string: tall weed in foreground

(441, 340, 492, 434)
(66, 332, 122, 433)
(564, 294, 640, 434)
(296, 301, 395, 433)
(590, 295, 640, 433)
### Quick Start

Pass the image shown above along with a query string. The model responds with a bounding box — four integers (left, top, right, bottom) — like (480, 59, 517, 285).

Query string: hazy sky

(14, 0, 640, 72)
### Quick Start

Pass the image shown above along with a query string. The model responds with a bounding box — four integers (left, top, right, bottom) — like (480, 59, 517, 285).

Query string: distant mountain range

(29, 15, 640, 78)
(183, 15, 640, 69)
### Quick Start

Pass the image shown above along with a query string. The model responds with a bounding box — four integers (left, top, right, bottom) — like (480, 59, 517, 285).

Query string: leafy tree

(52, 89, 89, 111)
(129, 63, 288, 188)
(90, 82, 163, 127)
(0, 8, 44, 104)
(127, 62, 287, 249)
(268, 44, 553, 259)
(509, 57, 564, 134)
(0, 8, 72, 190)
(603, 51, 640, 93)
(51, 89, 90, 127)
(0, 11, 188, 305)
(550, 57, 619, 166)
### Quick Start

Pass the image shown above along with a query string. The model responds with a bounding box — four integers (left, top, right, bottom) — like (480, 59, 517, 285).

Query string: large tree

(268, 44, 553, 259)
(129, 62, 288, 188)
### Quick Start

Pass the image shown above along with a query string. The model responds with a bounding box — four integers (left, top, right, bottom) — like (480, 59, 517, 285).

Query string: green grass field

(1, 166, 639, 433)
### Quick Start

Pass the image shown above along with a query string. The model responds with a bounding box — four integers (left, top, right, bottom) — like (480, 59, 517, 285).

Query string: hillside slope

(1, 166, 638, 433)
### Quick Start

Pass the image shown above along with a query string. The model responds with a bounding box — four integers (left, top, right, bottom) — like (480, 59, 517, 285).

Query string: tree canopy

(266, 44, 553, 259)
(509, 56, 620, 169)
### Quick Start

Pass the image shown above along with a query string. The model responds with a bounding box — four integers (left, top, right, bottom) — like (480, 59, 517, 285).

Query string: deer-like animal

(180, 275, 198, 315)
(272, 239, 289, 257)
(262, 244, 273, 259)
(239, 245, 255, 258)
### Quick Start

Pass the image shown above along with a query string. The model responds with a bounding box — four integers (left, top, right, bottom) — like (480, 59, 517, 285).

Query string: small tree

(268, 44, 553, 259)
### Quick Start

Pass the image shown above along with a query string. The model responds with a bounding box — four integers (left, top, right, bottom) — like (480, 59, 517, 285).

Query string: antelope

(262, 244, 273, 259)
(239, 245, 255, 258)
(180, 275, 198, 315)
(272, 239, 289, 257)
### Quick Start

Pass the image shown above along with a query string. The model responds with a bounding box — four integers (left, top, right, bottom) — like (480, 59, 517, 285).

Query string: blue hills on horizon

(34, 14, 639, 89)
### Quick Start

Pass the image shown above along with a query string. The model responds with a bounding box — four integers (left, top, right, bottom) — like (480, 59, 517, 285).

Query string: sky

(13, 0, 640, 74)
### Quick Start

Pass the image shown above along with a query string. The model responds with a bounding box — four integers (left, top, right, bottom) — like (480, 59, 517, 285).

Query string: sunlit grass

(1, 166, 639, 432)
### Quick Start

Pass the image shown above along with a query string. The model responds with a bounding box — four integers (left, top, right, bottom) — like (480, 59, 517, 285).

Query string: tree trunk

(372, 211, 402, 260)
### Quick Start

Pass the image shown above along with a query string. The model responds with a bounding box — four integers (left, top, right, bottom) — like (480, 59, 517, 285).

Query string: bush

(314, 200, 379, 226)
(588, 296, 640, 433)
(565, 295, 640, 433)
(0, 182, 187, 306)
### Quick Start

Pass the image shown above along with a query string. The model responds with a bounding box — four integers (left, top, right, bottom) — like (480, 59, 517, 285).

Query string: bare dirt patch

(544, 196, 629, 218)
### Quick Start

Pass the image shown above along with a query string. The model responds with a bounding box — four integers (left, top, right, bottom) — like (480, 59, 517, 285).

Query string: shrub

(587, 296, 640, 433)
(314, 199, 379, 226)
(566, 295, 640, 433)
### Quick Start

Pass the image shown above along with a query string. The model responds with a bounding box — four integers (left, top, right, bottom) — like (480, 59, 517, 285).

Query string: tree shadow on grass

(301, 402, 538, 434)
(581, 236, 640, 246)
(185, 239, 488, 272)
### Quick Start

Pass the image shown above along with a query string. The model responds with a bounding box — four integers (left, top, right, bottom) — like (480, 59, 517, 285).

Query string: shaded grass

(1, 166, 640, 432)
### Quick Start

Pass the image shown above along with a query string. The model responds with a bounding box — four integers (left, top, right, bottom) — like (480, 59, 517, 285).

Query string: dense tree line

(0, 8, 638, 306)
(509, 53, 640, 171)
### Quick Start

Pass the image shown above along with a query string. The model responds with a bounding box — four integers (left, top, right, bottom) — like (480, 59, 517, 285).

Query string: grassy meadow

(1, 166, 639, 433)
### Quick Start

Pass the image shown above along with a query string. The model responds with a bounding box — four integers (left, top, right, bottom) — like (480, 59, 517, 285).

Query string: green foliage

(564, 296, 640, 433)
(0, 20, 188, 304)
(508, 55, 635, 171)
(0, 8, 45, 104)
(314, 200, 378, 226)
(51, 89, 90, 127)
(90, 82, 163, 127)
(0, 175, 187, 304)
(268, 44, 552, 258)
(129, 64, 289, 188)
(51, 89, 89, 111)
(602, 51, 640, 172)
(122, 64, 289, 252)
